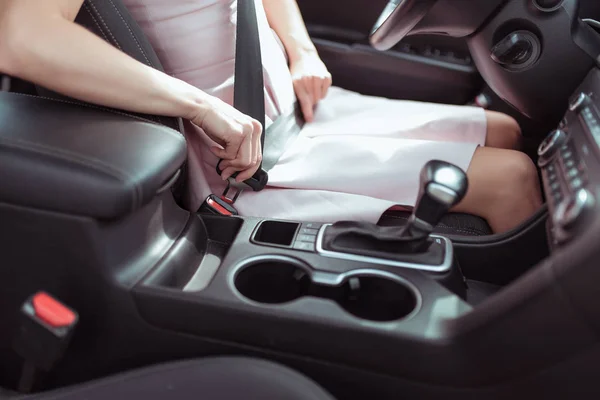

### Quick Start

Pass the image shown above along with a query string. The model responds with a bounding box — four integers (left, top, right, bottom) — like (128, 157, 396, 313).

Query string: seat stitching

(107, 0, 151, 65)
(78, 1, 171, 128)
(105, 0, 167, 126)
(85, 0, 162, 126)
(83, 2, 165, 126)
(86, 0, 122, 50)
(82, 4, 110, 43)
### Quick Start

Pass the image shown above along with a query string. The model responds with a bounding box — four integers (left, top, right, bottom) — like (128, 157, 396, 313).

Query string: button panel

(580, 104, 600, 143)
(291, 223, 322, 252)
(542, 130, 591, 242)
(558, 142, 588, 193)
(537, 129, 568, 166)
(545, 162, 563, 205)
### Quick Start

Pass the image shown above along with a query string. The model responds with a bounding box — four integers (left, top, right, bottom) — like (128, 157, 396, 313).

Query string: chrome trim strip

(315, 224, 453, 273)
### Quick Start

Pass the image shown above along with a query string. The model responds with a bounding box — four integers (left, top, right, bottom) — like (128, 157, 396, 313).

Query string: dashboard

(540, 67, 600, 247)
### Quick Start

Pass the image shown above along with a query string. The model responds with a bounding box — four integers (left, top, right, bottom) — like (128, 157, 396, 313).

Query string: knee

(494, 152, 539, 204)
(503, 115, 522, 146)
(486, 112, 522, 150)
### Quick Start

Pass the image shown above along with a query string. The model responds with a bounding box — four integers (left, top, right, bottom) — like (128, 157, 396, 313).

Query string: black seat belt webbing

(218, 0, 305, 199)
(217, 0, 268, 192)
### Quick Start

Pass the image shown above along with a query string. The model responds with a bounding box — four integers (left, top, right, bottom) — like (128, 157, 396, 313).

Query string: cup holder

(233, 257, 419, 322)
(234, 258, 311, 304)
(335, 275, 418, 322)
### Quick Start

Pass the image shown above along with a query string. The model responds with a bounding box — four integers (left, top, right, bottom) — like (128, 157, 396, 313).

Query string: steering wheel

(370, 0, 438, 51)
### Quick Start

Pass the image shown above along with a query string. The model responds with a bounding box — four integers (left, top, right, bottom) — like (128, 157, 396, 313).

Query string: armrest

(0, 93, 187, 219)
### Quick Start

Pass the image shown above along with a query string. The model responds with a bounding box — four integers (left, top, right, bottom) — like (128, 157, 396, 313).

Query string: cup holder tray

(233, 256, 420, 322)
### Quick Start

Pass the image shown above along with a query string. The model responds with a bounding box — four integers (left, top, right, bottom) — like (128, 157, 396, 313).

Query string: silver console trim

(315, 224, 453, 273)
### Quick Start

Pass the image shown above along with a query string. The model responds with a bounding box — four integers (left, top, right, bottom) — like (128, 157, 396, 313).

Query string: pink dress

(122, 0, 487, 223)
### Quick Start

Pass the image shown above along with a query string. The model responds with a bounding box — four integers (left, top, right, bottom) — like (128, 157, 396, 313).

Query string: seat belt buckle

(13, 292, 78, 392)
(216, 161, 269, 198)
(199, 194, 239, 216)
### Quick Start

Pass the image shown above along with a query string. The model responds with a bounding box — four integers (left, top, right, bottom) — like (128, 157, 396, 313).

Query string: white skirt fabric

(123, 0, 487, 223)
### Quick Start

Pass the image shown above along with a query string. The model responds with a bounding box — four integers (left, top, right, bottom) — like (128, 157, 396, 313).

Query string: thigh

(308, 87, 487, 145)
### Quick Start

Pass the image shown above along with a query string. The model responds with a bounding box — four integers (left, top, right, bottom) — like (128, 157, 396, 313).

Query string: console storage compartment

(252, 220, 300, 247)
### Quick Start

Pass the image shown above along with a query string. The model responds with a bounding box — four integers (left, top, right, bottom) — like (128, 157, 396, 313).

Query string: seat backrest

(36, 0, 183, 134)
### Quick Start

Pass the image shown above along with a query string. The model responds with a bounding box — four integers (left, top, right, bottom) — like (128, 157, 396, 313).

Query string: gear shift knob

(404, 160, 469, 238)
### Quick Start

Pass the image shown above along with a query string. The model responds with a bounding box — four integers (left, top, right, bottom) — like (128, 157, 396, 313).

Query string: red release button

(207, 198, 232, 216)
(32, 292, 76, 328)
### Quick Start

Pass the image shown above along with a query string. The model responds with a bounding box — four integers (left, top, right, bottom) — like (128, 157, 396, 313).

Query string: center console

(133, 160, 474, 376)
(4, 80, 600, 399)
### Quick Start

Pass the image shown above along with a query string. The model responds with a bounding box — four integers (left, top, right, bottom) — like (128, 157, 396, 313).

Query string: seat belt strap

(214, 0, 305, 207)
(261, 102, 304, 171)
(217, 0, 269, 193)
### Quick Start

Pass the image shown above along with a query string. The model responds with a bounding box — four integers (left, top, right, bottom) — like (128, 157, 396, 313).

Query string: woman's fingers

(219, 119, 263, 181)
(294, 79, 314, 122)
(235, 120, 263, 182)
(321, 74, 332, 100)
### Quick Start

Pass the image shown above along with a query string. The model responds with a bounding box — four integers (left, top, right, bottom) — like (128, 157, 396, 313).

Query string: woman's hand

(191, 96, 263, 182)
(290, 52, 332, 122)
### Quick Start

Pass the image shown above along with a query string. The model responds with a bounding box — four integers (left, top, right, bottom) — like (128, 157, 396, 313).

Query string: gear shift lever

(322, 160, 468, 260)
(402, 160, 469, 238)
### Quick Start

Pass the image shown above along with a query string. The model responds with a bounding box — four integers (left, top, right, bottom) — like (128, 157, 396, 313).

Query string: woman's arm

(262, 0, 316, 64)
(263, 0, 331, 122)
(0, 0, 262, 181)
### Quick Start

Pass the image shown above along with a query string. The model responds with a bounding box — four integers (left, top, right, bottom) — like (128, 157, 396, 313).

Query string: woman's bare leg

(452, 146, 543, 233)
(484, 111, 522, 150)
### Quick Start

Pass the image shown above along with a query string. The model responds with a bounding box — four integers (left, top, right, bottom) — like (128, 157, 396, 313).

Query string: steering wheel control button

(569, 93, 591, 113)
(533, 0, 564, 12)
(491, 31, 541, 71)
(538, 130, 568, 166)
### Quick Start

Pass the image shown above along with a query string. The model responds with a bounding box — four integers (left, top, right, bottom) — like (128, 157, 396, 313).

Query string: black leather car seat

(9, 357, 334, 400)
(47, 0, 492, 237)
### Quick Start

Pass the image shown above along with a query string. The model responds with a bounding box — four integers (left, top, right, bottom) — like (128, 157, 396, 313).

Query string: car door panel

(297, 0, 483, 104)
